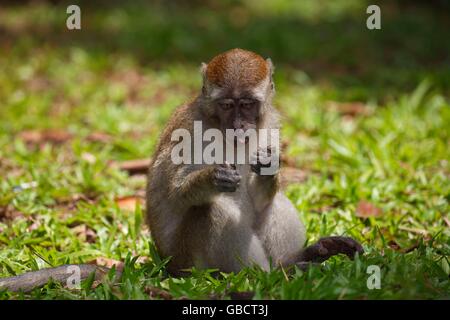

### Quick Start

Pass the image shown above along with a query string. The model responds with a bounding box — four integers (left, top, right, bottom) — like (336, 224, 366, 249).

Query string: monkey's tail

(0, 264, 120, 293)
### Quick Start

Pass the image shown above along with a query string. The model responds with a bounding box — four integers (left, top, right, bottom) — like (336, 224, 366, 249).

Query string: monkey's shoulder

(155, 103, 196, 152)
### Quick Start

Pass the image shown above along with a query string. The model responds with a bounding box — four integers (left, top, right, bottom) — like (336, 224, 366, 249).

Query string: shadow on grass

(1, 0, 449, 99)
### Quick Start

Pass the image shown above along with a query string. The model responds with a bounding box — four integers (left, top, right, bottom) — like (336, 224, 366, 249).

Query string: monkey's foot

(299, 236, 364, 264)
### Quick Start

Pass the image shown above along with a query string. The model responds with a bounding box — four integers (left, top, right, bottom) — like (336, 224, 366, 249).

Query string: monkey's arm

(170, 164, 240, 208)
(248, 173, 280, 212)
(248, 146, 280, 212)
(0, 264, 119, 292)
(170, 165, 215, 208)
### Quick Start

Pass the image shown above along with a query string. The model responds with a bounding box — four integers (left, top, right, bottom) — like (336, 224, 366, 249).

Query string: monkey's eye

(240, 100, 256, 110)
(218, 100, 234, 110)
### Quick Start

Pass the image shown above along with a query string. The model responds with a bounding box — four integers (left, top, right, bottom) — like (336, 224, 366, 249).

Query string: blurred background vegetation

(1, 0, 449, 100)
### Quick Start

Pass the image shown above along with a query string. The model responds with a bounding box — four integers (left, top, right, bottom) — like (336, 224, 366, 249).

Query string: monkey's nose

(233, 119, 244, 130)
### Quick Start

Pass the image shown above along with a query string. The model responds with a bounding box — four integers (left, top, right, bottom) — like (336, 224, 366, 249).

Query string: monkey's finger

(216, 169, 241, 180)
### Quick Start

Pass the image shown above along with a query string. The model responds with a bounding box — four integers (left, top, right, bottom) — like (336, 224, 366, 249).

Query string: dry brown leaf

(0, 205, 25, 221)
(19, 129, 72, 144)
(89, 257, 125, 273)
(27, 76, 51, 92)
(327, 101, 371, 117)
(398, 226, 429, 236)
(114, 158, 151, 175)
(115, 196, 144, 211)
(355, 201, 382, 218)
(55, 193, 97, 215)
(280, 154, 297, 167)
(86, 132, 113, 143)
(280, 167, 309, 188)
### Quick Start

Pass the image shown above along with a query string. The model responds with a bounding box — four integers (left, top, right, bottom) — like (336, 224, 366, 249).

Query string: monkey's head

(200, 48, 275, 141)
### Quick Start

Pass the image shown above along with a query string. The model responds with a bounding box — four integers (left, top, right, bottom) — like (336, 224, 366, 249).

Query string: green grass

(0, 0, 449, 299)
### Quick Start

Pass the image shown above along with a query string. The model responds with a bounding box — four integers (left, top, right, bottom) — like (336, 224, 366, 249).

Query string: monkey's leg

(298, 236, 364, 264)
(220, 232, 271, 273)
(198, 200, 270, 273)
(0, 264, 120, 292)
(255, 192, 306, 267)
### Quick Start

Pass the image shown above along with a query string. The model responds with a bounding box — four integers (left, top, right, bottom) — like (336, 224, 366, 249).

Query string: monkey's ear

(266, 58, 275, 91)
(266, 58, 274, 77)
(200, 63, 208, 79)
(200, 63, 208, 95)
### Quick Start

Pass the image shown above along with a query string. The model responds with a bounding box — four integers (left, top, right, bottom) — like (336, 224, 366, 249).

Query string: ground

(0, 0, 449, 299)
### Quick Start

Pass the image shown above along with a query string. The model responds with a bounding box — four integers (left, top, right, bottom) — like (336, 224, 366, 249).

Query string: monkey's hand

(213, 163, 241, 192)
(299, 236, 364, 264)
(250, 146, 278, 176)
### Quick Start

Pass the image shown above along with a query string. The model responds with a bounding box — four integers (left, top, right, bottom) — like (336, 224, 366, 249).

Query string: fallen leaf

(398, 226, 429, 236)
(0, 205, 25, 221)
(114, 158, 151, 175)
(89, 257, 125, 273)
(19, 129, 72, 145)
(326, 101, 372, 117)
(280, 154, 297, 167)
(145, 286, 173, 300)
(27, 76, 51, 92)
(355, 201, 382, 218)
(115, 196, 144, 211)
(86, 132, 113, 143)
(280, 167, 309, 188)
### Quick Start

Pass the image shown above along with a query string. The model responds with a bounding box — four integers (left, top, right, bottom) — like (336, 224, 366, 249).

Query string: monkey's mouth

(234, 135, 249, 145)
(224, 135, 248, 146)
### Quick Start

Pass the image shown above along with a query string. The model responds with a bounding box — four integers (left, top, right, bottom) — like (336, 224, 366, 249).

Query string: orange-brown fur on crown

(206, 48, 269, 88)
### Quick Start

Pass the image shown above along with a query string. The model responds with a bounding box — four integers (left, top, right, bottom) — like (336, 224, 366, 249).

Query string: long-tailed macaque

(146, 48, 363, 275)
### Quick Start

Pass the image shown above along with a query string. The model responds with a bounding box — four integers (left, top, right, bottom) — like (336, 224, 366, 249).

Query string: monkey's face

(201, 49, 276, 142)
(213, 94, 261, 143)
